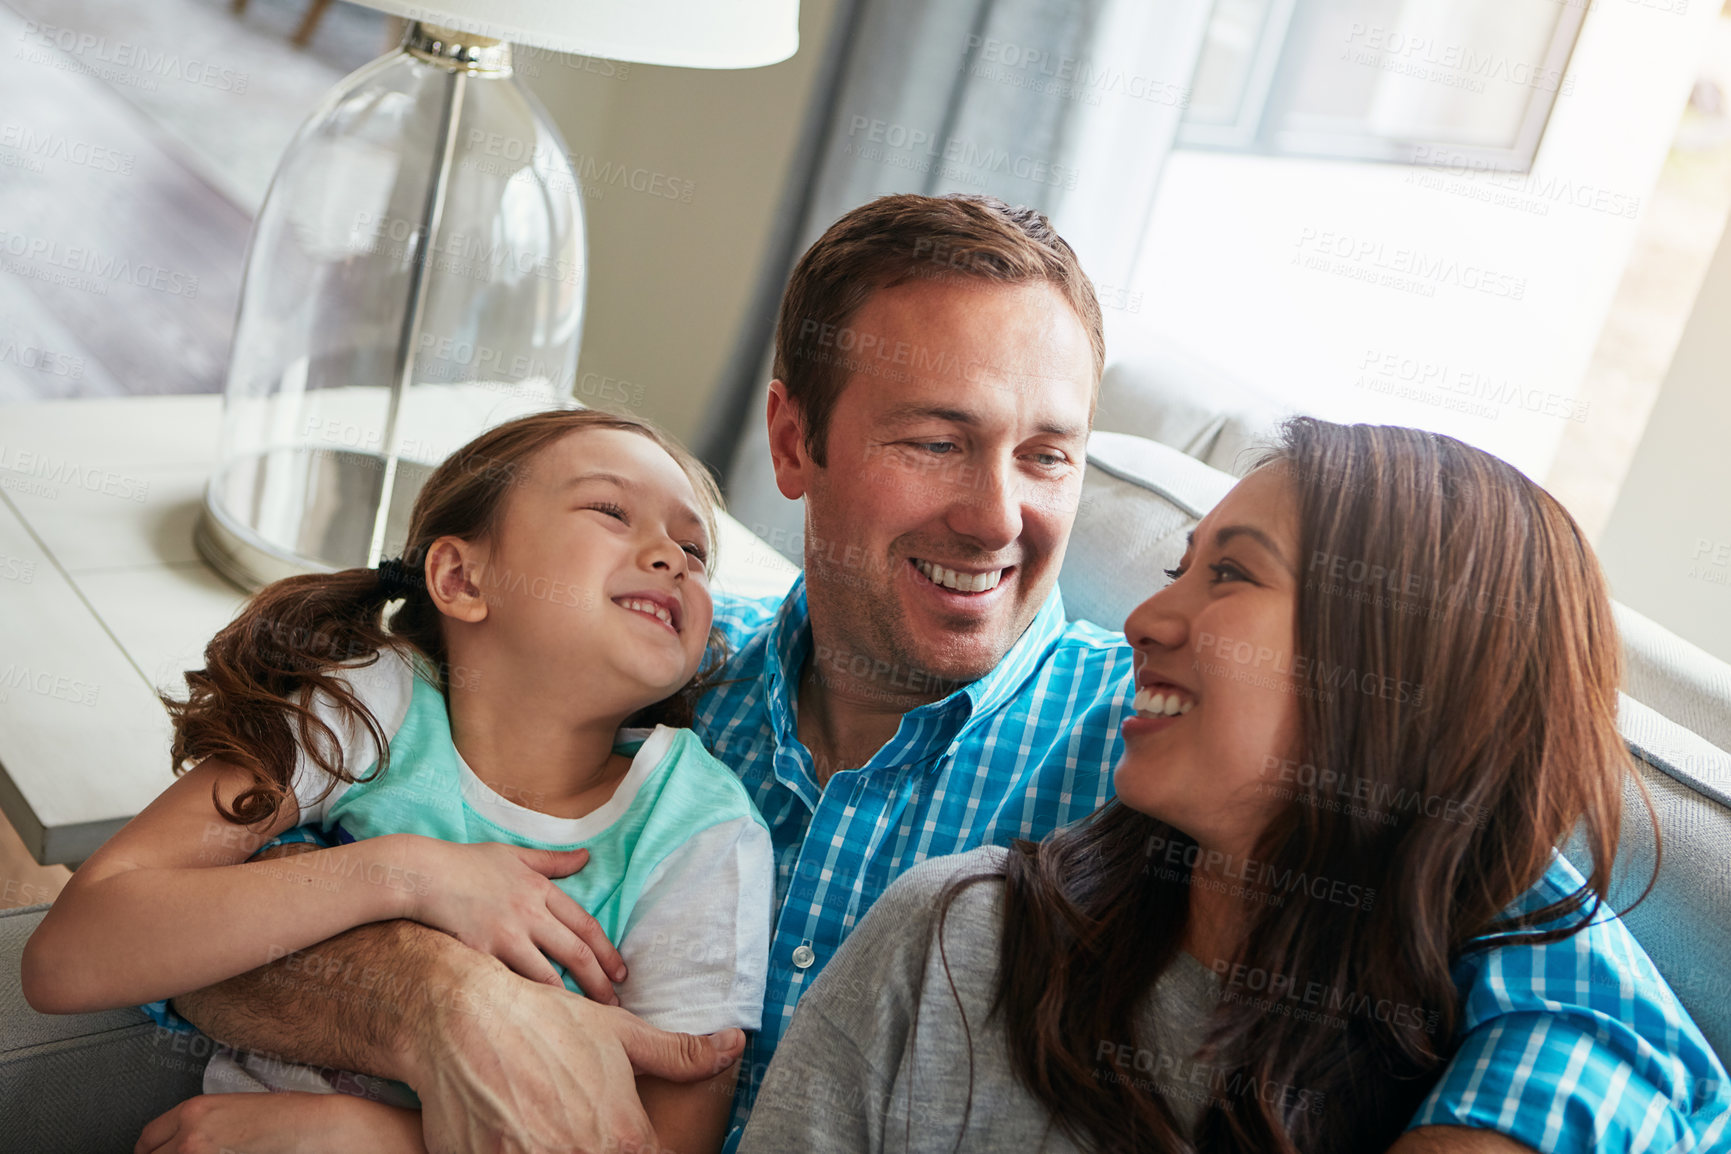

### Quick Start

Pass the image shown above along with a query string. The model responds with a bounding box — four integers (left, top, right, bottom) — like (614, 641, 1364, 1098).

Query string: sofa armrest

(0, 903, 207, 1152)
(1614, 602, 1731, 756)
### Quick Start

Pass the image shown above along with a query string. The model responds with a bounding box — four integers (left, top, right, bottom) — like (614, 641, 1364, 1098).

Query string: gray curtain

(803, 0, 1105, 217)
(703, 0, 1214, 558)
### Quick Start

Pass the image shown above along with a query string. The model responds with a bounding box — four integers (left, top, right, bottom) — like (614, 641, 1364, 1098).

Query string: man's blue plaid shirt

(698, 576, 1128, 1141)
(702, 576, 1729, 1152)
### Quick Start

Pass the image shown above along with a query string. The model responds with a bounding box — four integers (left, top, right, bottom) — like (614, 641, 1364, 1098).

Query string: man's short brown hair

(773, 193, 1105, 467)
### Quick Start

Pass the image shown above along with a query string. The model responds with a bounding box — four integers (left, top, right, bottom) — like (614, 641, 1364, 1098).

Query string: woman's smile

(1124, 678, 1198, 739)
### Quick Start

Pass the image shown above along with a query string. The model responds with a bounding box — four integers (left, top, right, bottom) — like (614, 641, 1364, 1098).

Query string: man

(152, 195, 1704, 1153)
(691, 194, 1117, 1145)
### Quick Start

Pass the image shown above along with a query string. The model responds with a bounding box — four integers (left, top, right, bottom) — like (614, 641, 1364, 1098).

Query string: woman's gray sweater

(739, 846, 1222, 1153)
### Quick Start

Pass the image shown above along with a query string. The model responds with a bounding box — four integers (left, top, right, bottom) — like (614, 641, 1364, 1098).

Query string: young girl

(23, 408, 774, 1153)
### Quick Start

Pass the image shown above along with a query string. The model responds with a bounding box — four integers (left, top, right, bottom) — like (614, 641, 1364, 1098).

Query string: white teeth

(1132, 687, 1194, 718)
(619, 598, 674, 629)
(915, 559, 1003, 593)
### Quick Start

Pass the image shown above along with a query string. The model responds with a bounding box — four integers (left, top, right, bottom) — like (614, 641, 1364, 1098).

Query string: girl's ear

(426, 536, 489, 624)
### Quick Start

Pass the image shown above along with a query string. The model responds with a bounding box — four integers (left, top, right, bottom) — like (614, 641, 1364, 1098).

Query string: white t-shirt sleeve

(286, 649, 415, 827)
(614, 815, 775, 1035)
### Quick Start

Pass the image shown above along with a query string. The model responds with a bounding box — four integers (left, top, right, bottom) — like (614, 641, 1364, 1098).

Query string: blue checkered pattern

(696, 576, 1133, 1143)
(1412, 854, 1730, 1151)
(706, 576, 1729, 1152)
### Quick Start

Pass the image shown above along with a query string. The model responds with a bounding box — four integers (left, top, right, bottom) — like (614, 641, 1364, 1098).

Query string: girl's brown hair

(167, 408, 730, 829)
(929, 418, 1649, 1152)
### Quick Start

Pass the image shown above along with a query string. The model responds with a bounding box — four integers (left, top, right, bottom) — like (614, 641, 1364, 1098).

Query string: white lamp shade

(356, 0, 799, 68)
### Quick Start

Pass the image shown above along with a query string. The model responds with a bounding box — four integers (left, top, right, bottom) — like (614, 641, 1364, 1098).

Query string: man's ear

(426, 536, 489, 624)
(765, 379, 816, 501)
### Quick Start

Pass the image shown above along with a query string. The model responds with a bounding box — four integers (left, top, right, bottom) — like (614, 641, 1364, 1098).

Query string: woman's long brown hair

(166, 408, 730, 829)
(927, 418, 1649, 1152)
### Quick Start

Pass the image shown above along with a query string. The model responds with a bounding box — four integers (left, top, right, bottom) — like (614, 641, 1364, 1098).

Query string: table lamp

(196, 0, 799, 590)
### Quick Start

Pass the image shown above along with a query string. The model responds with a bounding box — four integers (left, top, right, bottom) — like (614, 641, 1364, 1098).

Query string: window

(1178, 0, 1588, 172)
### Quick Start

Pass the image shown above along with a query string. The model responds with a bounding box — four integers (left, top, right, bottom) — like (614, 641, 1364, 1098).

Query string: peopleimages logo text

(0, 444, 151, 502)
(0, 123, 134, 174)
(0, 230, 199, 298)
(1294, 228, 1525, 300)
(16, 21, 248, 92)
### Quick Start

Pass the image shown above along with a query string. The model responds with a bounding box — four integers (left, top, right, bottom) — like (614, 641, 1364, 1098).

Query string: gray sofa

(5, 375, 1728, 1151)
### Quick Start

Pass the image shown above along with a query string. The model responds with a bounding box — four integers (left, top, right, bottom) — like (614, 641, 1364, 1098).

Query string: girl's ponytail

(164, 565, 413, 828)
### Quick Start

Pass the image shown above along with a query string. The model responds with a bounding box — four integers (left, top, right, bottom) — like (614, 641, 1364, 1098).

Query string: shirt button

(791, 941, 816, 969)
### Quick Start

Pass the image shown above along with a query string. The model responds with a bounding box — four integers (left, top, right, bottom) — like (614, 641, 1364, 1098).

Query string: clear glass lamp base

(198, 23, 585, 590)
(197, 448, 439, 588)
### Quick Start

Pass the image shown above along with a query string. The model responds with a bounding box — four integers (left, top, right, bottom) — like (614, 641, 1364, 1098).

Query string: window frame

(1175, 0, 1589, 173)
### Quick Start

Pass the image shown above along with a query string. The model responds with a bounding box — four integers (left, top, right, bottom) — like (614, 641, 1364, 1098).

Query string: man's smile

(911, 558, 1007, 593)
(906, 556, 1017, 607)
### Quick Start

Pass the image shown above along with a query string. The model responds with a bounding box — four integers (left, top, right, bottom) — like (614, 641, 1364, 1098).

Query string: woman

(739, 419, 1729, 1152)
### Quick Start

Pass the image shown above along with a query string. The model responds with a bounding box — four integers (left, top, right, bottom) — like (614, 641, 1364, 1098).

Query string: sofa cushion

(1094, 349, 1288, 477)
(0, 904, 207, 1152)
(1059, 431, 1236, 630)
(1567, 698, 1731, 1061)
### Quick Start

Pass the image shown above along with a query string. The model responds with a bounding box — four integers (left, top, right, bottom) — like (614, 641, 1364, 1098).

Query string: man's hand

(408, 957, 745, 1154)
(174, 838, 743, 1153)
(137, 1091, 423, 1154)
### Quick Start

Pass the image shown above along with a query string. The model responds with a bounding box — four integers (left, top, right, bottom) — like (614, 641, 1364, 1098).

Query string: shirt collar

(956, 581, 1072, 721)
(758, 572, 1073, 752)
(762, 575, 812, 747)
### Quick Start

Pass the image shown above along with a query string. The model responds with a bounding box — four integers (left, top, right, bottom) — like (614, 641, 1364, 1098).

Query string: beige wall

(517, 0, 841, 449)
(1598, 205, 1731, 662)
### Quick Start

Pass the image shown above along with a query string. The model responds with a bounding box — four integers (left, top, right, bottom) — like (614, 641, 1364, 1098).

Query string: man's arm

(171, 915, 456, 1081)
(169, 843, 746, 1154)
(168, 836, 456, 1080)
